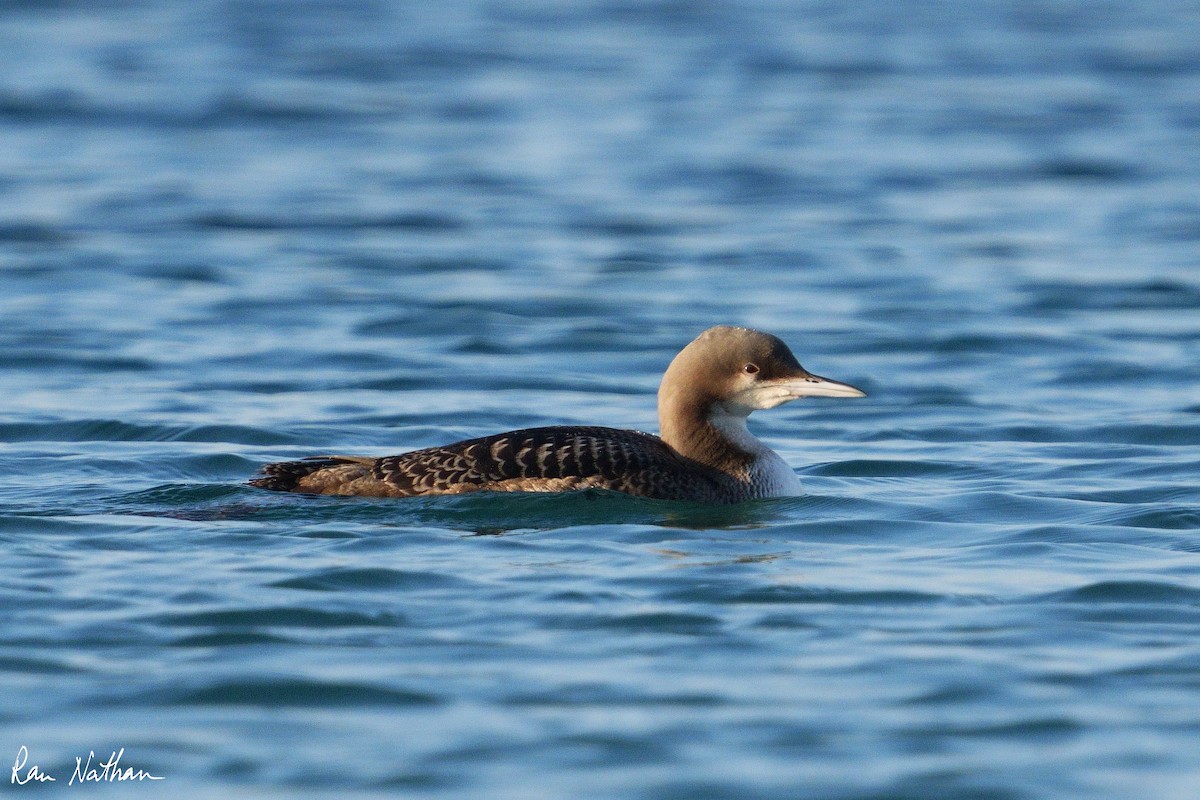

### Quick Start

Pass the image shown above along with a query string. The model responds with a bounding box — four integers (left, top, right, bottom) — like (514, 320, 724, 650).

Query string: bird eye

(742, 363, 759, 375)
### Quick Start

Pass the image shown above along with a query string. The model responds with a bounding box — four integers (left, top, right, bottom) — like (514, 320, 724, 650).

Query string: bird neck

(659, 395, 761, 480)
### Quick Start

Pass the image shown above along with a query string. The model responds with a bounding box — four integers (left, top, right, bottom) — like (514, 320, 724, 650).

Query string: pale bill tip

(786, 374, 867, 398)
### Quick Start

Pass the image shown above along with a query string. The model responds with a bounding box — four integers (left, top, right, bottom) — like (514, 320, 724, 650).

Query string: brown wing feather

(372, 426, 730, 500)
(251, 426, 734, 501)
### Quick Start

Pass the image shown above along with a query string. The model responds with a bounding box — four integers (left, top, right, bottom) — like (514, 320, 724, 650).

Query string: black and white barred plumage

(250, 425, 736, 501)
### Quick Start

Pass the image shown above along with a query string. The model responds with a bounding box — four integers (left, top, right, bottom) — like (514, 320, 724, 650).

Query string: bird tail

(248, 457, 364, 492)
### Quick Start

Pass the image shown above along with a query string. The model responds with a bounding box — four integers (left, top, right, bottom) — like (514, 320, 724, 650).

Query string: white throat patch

(708, 410, 804, 497)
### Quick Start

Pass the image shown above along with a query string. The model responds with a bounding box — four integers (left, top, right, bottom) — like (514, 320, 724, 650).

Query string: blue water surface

(2, 1, 1199, 798)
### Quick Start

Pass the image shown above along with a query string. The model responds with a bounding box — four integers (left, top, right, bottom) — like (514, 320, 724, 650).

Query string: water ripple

(167, 678, 441, 708)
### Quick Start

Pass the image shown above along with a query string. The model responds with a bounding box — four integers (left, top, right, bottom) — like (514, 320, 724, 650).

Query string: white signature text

(12, 745, 164, 785)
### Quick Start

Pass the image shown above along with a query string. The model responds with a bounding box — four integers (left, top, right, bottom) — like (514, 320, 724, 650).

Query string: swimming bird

(248, 325, 865, 503)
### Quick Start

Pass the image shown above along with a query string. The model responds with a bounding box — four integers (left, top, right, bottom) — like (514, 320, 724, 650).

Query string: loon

(248, 325, 865, 504)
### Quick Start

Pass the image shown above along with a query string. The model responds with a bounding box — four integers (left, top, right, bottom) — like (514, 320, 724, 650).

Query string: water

(2, 0, 1199, 797)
